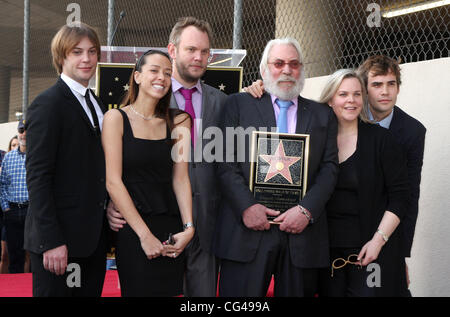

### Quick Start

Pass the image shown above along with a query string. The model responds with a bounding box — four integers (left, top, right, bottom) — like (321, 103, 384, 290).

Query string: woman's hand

(358, 233, 386, 266)
(140, 232, 165, 260)
(163, 227, 195, 259)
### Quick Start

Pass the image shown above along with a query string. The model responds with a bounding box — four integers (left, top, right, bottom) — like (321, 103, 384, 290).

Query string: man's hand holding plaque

(242, 204, 280, 231)
(273, 205, 310, 234)
(249, 132, 310, 226)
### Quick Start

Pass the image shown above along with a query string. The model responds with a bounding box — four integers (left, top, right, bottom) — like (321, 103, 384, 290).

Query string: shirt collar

(368, 108, 394, 129)
(171, 77, 202, 94)
(270, 94, 298, 108)
(10, 148, 25, 156)
(61, 73, 89, 96)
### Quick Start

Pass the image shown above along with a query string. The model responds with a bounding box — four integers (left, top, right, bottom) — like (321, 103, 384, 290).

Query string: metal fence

(0, 0, 448, 123)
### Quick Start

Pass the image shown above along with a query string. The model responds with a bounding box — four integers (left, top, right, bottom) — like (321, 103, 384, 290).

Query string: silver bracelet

(376, 229, 389, 242)
(183, 222, 194, 230)
(298, 205, 313, 224)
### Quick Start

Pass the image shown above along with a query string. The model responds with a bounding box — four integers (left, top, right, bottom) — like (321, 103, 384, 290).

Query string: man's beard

(263, 70, 305, 100)
(176, 60, 206, 84)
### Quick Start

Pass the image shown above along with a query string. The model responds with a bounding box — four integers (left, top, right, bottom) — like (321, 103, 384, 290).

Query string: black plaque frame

(249, 131, 310, 224)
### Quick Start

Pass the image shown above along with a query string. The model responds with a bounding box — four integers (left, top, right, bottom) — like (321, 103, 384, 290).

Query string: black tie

(84, 89, 100, 135)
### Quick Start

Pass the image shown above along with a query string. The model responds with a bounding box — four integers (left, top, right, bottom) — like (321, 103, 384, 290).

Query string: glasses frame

(267, 60, 303, 70)
(331, 254, 362, 277)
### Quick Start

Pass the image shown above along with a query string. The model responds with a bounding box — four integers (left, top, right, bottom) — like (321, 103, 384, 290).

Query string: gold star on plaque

(259, 141, 300, 184)
(109, 92, 113, 96)
(115, 77, 119, 82)
(218, 83, 226, 91)
(123, 84, 130, 91)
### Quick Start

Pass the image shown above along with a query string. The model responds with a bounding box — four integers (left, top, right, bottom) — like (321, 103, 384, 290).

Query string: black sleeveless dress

(115, 108, 185, 297)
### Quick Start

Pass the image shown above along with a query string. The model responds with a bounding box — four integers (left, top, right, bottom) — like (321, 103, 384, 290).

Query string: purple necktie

(179, 87, 197, 147)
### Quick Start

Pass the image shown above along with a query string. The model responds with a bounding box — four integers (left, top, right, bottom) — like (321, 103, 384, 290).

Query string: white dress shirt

(61, 73, 104, 131)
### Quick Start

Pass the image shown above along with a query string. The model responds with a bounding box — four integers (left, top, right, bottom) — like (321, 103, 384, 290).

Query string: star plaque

(249, 131, 310, 223)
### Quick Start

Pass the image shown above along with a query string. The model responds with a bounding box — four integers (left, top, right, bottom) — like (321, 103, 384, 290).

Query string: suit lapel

(91, 89, 107, 114)
(200, 84, 215, 130)
(171, 84, 217, 145)
(389, 106, 403, 135)
(255, 94, 313, 133)
(169, 94, 179, 109)
(255, 94, 277, 129)
(57, 78, 97, 135)
(295, 96, 312, 134)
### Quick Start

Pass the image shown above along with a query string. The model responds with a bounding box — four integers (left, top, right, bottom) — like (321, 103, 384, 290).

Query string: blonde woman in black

(318, 69, 409, 296)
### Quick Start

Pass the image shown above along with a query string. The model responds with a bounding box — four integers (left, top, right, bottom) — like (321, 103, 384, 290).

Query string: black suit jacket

(389, 106, 426, 257)
(354, 121, 409, 295)
(213, 93, 339, 268)
(24, 78, 108, 258)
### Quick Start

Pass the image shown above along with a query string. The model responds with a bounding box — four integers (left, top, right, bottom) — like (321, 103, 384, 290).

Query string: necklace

(130, 104, 156, 121)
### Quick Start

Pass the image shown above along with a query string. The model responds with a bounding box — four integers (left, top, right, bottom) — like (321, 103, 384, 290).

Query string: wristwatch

(298, 205, 314, 224)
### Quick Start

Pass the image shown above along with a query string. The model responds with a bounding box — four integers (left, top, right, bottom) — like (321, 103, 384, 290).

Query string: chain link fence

(0, 0, 448, 123)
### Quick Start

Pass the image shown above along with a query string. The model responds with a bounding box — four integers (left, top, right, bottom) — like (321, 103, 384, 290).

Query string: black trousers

(30, 224, 107, 297)
(3, 206, 28, 273)
(219, 226, 319, 297)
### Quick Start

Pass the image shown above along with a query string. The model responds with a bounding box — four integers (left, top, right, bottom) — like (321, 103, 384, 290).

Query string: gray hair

(318, 69, 371, 123)
(259, 38, 304, 76)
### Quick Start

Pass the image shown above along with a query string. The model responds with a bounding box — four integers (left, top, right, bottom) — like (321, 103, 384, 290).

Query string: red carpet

(0, 271, 274, 297)
(0, 270, 121, 297)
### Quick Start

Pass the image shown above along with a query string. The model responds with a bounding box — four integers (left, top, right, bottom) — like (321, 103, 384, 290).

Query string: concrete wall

(7, 76, 56, 122)
(275, 0, 341, 77)
(0, 121, 19, 151)
(302, 57, 450, 297)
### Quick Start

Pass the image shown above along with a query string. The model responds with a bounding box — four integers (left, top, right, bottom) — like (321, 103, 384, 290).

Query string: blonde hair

(318, 69, 371, 123)
(51, 23, 101, 75)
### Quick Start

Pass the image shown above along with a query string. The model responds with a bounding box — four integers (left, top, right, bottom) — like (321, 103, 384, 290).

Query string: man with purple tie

(167, 18, 227, 296)
(213, 38, 339, 296)
(107, 17, 227, 297)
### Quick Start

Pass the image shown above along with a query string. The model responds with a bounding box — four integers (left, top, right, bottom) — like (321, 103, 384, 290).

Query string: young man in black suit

(213, 38, 339, 296)
(24, 23, 108, 296)
(357, 55, 426, 295)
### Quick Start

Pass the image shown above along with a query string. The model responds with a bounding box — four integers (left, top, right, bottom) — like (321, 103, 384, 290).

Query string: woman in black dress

(102, 50, 194, 296)
(318, 69, 409, 296)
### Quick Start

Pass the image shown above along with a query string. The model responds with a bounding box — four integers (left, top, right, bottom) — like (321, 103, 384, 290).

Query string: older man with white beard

(213, 38, 339, 297)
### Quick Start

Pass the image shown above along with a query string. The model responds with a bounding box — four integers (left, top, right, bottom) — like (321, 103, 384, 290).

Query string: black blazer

(355, 121, 409, 296)
(389, 106, 426, 257)
(213, 92, 339, 268)
(24, 78, 108, 258)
